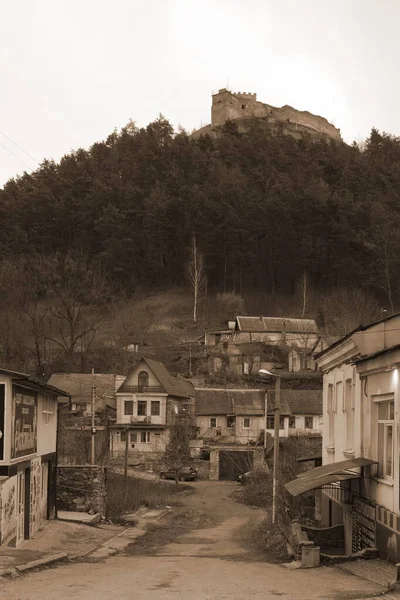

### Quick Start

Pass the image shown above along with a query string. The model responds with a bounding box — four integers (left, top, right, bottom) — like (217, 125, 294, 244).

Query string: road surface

(0, 481, 384, 599)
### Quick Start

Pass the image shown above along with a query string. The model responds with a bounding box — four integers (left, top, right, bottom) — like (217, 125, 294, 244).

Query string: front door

(16, 470, 25, 545)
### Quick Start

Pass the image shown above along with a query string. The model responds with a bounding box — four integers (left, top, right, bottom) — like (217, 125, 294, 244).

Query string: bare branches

(187, 234, 205, 324)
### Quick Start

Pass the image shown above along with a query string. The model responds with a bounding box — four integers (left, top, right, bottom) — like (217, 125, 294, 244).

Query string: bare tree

(162, 418, 195, 485)
(296, 270, 311, 319)
(187, 234, 205, 323)
(320, 287, 379, 339)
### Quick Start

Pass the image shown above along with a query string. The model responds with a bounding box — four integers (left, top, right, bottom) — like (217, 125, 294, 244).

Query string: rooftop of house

(194, 387, 321, 416)
(235, 316, 318, 334)
(48, 373, 124, 405)
(0, 367, 70, 398)
(117, 357, 195, 399)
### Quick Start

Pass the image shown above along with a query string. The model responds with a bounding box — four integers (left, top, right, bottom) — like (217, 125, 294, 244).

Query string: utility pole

(124, 428, 129, 481)
(91, 386, 97, 465)
(264, 390, 268, 449)
(272, 375, 281, 525)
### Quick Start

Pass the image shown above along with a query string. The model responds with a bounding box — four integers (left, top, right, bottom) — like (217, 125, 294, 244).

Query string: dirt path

(0, 481, 387, 600)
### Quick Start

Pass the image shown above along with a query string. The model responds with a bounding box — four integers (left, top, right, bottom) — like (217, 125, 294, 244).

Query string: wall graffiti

(1, 478, 17, 545)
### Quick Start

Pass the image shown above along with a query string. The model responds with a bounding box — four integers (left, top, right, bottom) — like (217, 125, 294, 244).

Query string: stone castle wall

(211, 89, 341, 141)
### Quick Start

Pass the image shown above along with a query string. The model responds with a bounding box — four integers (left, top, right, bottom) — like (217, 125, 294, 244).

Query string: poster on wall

(11, 386, 37, 458)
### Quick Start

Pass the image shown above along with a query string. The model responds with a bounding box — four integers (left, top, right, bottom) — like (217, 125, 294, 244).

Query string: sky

(1, 0, 399, 186)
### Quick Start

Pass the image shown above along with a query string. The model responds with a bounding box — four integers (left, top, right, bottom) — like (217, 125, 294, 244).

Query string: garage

(218, 450, 253, 480)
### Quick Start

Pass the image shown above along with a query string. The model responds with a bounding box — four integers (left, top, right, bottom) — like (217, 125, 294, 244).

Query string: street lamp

(258, 369, 281, 525)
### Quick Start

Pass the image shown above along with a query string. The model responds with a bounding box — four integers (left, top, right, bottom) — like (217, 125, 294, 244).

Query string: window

(327, 384, 334, 446)
(305, 416, 313, 430)
(137, 401, 147, 416)
(120, 430, 126, 442)
(42, 395, 54, 425)
(345, 379, 354, 450)
(243, 417, 251, 429)
(289, 416, 296, 428)
(151, 401, 160, 416)
(138, 371, 149, 391)
(227, 415, 236, 428)
(210, 417, 217, 428)
(335, 381, 342, 412)
(377, 399, 394, 479)
(279, 416, 285, 430)
(130, 432, 137, 443)
(124, 400, 134, 415)
(267, 416, 274, 429)
(140, 431, 150, 443)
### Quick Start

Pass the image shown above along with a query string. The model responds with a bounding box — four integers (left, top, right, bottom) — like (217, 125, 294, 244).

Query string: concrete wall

(57, 466, 107, 514)
(0, 475, 17, 545)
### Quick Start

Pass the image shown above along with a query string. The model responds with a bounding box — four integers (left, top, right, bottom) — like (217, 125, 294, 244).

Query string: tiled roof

(48, 373, 123, 404)
(194, 388, 265, 416)
(117, 358, 194, 399)
(236, 316, 318, 334)
(283, 389, 322, 415)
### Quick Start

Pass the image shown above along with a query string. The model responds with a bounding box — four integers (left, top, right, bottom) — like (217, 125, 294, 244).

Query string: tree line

(1, 116, 400, 374)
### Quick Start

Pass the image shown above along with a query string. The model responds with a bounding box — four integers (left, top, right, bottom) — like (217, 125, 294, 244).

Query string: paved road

(0, 481, 386, 600)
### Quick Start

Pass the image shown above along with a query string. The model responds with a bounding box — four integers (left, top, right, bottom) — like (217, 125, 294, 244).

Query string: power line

(0, 129, 39, 164)
(0, 139, 34, 172)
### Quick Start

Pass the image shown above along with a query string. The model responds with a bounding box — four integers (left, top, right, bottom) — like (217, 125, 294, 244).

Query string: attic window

(138, 371, 149, 391)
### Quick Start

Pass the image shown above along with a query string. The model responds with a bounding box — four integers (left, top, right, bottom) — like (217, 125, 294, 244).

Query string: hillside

(1, 117, 400, 375)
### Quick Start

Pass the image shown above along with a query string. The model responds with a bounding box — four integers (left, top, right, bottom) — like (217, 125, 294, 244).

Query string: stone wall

(57, 466, 107, 515)
(193, 459, 210, 479)
(302, 523, 344, 549)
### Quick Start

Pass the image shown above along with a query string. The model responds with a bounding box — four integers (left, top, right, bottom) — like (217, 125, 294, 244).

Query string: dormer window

(138, 371, 149, 391)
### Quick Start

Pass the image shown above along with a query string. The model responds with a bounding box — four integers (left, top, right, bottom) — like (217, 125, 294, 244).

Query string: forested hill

(1, 118, 400, 309)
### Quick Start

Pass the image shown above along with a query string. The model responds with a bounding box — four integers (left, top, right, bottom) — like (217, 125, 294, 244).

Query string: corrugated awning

(285, 457, 377, 497)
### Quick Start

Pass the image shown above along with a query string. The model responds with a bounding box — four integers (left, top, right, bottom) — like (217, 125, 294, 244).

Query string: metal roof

(48, 373, 123, 403)
(236, 316, 318, 334)
(117, 358, 194, 399)
(0, 368, 70, 398)
(285, 457, 377, 496)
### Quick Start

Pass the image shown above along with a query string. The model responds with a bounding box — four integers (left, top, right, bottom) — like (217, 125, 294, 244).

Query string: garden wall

(57, 465, 107, 515)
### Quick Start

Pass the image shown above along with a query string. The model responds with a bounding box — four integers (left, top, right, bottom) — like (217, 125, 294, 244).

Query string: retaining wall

(57, 465, 107, 515)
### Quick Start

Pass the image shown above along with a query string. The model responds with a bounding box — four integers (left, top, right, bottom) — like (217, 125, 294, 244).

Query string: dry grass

(105, 471, 188, 521)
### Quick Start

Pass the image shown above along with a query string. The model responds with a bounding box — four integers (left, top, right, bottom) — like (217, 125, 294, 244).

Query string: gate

(352, 496, 376, 552)
(219, 450, 253, 481)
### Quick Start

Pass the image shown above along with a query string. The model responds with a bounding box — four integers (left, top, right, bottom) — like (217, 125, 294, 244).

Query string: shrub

(106, 471, 185, 521)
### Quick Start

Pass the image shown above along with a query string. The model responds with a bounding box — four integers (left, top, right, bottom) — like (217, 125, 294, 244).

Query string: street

(0, 481, 385, 600)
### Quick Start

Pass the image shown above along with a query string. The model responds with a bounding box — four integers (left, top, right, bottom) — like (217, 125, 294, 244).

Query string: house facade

(194, 387, 322, 444)
(199, 316, 327, 377)
(0, 368, 69, 547)
(312, 313, 400, 561)
(110, 358, 194, 460)
(48, 373, 125, 416)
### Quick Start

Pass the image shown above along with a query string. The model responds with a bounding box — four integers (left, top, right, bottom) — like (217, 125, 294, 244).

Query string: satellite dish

(174, 405, 178, 414)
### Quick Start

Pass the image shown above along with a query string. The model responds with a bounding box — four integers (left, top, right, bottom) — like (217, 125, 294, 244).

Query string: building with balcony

(110, 358, 194, 460)
(285, 312, 400, 563)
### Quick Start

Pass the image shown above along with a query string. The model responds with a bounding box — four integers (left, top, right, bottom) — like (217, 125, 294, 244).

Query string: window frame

(151, 401, 160, 416)
(243, 417, 251, 429)
(376, 398, 394, 480)
(137, 400, 147, 416)
(140, 431, 150, 443)
(226, 415, 236, 428)
(289, 416, 296, 429)
(138, 371, 149, 390)
(42, 394, 54, 425)
(124, 400, 134, 416)
(304, 416, 313, 430)
(266, 416, 274, 429)
(209, 417, 217, 429)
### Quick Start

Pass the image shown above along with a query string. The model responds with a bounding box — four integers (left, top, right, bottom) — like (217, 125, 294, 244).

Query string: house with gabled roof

(194, 386, 322, 445)
(110, 358, 194, 460)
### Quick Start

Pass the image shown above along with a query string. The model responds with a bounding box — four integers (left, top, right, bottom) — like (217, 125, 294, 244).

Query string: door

(41, 462, 49, 522)
(16, 470, 25, 545)
(219, 451, 253, 480)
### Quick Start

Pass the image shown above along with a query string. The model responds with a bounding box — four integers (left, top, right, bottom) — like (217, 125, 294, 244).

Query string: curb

(0, 552, 68, 578)
(69, 529, 127, 560)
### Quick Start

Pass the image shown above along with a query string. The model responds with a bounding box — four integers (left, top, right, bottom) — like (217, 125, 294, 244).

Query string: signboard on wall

(0, 384, 4, 460)
(11, 386, 37, 459)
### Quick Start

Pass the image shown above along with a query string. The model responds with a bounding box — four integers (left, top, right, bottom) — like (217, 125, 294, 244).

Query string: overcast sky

(1, 0, 399, 186)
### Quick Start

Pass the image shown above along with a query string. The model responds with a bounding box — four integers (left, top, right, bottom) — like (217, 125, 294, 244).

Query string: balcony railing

(130, 415, 152, 424)
(120, 386, 165, 394)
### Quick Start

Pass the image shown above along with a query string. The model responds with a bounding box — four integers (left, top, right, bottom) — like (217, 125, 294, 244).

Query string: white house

(109, 358, 194, 460)
(286, 312, 400, 562)
(194, 387, 322, 444)
(0, 367, 69, 547)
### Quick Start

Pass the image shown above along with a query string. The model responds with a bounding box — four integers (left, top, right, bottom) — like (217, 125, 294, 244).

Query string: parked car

(236, 471, 253, 484)
(159, 466, 198, 481)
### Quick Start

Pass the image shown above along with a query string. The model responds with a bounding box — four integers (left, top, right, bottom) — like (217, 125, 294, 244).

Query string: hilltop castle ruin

(194, 88, 341, 142)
